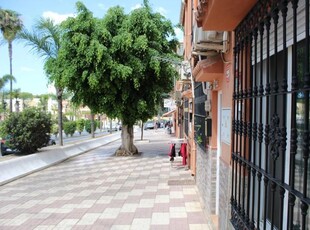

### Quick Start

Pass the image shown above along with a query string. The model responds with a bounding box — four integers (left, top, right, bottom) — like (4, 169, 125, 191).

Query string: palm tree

(0, 74, 15, 117)
(18, 18, 64, 145)
(0, 74, 15, 90)
(0, 9, 23, 113)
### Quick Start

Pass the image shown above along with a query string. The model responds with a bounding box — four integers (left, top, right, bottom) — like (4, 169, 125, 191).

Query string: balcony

(195, 0, 256, 31)
(192, 55, 223, 82)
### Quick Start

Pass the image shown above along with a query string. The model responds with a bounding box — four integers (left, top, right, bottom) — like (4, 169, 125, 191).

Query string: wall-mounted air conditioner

(194, 26, 223, 44)
(180, 61, 191, 80)
(192, 24, 229, 55)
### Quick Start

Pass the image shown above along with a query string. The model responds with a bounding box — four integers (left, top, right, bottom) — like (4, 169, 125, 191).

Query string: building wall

(193, 30, 235, 230)
(218, 158, 232, 229)
(196, 145, 217, 216)
(183, 0, 192, 61)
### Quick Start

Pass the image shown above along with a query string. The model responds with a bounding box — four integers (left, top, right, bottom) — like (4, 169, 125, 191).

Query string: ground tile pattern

(0, 130, 213, 229)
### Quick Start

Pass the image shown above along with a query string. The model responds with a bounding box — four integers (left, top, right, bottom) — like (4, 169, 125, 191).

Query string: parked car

(107, 123, 118, 132)
(43, 137, 56, 147)
(1, 135, 56, 155)
(0, 135, 18, 156)
(144, 121, 155, 130)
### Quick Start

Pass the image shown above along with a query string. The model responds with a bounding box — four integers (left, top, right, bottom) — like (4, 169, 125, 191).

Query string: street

(53, 129, 119, 145)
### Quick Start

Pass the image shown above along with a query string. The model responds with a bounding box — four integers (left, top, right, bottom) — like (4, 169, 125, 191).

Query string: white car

(144, 121, 155, 130)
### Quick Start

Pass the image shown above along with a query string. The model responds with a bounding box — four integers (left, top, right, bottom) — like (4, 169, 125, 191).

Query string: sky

(0, 0, 183, 95)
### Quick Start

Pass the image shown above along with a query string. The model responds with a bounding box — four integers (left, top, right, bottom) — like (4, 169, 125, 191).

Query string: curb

(0, 133, 121, 186)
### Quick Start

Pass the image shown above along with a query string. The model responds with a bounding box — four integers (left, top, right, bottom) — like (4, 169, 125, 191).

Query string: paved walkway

(0, 129, 212, 230)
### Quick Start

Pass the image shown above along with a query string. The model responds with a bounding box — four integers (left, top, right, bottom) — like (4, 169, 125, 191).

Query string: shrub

(85, 119, 97, 134)
(63, 121, 76, 137)
(76, 119, 85, 135)
(51, 123, 59, 137)
(0, 107, 52, 154)
(96, 120, 100, 130)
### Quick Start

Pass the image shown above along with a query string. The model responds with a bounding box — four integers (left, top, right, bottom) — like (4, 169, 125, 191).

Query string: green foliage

(56, 1, 178, 127)
(0, 9, 23, 42)
(0, 107, 52, 154)
(84, 119, 97, 134)
(76, 119, 85, 134)
(51, 123, 58, 137)
(0, 74, 15, 90)
(39, 94, 49, 111)
(95, 120, 100, 130)
(63, 121, 76, 137)
(62, 115, 69, 122)
(18, 17, 65, 144)
(19, 92, 33, 100)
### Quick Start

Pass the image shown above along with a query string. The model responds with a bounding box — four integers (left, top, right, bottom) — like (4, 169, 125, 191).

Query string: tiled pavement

(0, 129, 212, 230)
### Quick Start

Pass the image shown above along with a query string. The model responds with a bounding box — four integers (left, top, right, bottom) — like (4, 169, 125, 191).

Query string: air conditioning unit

(193, 26, 223, 44)
(175, 91, 182, 101)
(193, 25, 229, 54)
(181, 61, 191, 80)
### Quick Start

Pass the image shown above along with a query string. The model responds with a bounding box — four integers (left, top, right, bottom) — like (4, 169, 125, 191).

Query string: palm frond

(0, 9, 23, 40)
(2, 74, 16, 83)
(18, 28, 54, 59)
(36, 17, 61, 51)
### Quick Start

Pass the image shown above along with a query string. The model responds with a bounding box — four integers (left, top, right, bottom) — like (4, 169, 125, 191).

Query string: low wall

(0, 133, 120, 185)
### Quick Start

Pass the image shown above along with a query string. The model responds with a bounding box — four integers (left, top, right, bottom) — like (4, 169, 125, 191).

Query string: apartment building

(179, 0, 310, 229)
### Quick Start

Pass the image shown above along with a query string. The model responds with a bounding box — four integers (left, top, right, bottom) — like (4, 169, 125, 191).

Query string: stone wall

(218, 158, 232, 229)
(196, 146, 217, 215)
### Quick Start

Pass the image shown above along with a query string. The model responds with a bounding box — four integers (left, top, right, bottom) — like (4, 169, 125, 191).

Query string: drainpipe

(202, 82, 209, 95)
(222, 31, 229, 53)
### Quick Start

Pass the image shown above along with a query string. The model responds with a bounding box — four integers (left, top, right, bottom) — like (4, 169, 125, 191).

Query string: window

(231, 1, 310, 229)
(194, 82, 206, 151)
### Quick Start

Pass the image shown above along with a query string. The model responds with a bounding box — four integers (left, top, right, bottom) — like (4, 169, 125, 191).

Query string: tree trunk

(56, 87, 63, 146)
(9, 42, 12, 113)
(109, 119, 112, 134)
(141, 121, 144, 140)
(91, 113, 95, 138)
(115, 124, 138, 156)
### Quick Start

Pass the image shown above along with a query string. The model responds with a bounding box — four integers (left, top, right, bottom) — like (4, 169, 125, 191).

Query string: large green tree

(56, 1, 178, 155)
(0, 9, 23, 113)
(18, 18, 64, 145)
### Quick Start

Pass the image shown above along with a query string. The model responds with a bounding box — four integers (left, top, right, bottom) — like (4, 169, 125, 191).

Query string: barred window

(231, 1, 310, 229)
(194, 82, 206, 151)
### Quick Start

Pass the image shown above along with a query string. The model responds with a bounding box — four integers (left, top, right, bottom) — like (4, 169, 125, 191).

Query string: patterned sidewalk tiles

(0, 130, 213, 229)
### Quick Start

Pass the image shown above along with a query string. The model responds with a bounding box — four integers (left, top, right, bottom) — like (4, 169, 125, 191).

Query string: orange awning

(162, 109, 176, 117)
(192, 55, 223, 82)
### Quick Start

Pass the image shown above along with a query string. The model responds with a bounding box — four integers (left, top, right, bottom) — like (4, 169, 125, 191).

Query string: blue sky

(0, 0, 182, 95)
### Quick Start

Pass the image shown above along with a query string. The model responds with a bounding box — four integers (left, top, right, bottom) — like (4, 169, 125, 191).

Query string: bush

(96, 120, 100, 130)
(85, 119, 97, 134)
(0, 108, 52, 154)
(76, 119, 85, 135)
(63, 121, 76, 137)
(51, 123, 59, 137)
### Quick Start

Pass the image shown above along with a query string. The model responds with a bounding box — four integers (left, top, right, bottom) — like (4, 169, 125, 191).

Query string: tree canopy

(56, 1, 178, 126)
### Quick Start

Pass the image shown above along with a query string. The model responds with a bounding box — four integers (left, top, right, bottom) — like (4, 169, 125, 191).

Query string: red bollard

(169, 143, 176, 161)
(180, 143, 187, 165)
